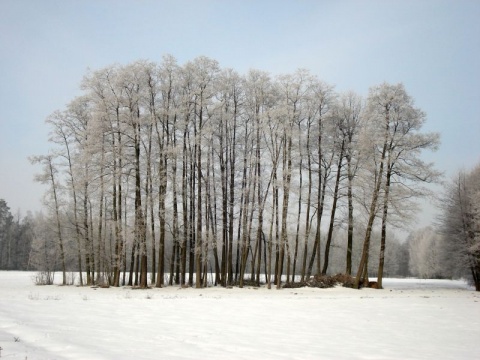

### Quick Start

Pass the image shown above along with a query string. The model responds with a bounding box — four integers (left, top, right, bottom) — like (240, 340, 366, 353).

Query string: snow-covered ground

(0, 272, 479, 359)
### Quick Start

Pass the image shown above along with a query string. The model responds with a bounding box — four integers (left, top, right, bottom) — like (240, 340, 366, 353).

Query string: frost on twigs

(283, 274, 355, 289)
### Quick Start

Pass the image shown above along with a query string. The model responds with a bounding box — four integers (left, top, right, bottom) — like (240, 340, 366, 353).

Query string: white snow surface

(0, 272, 479, 360)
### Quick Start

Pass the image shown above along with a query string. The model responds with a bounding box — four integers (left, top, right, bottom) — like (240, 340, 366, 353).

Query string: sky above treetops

(0, 0, 479, 233)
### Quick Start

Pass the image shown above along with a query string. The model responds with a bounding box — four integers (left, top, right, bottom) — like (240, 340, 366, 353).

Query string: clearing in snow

(0, 272, 479, 359)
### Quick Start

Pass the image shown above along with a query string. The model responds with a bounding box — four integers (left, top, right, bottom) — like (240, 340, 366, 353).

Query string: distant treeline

(0, 199, 33, 270)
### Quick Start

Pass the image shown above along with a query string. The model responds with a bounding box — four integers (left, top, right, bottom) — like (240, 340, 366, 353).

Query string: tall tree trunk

(306, 168, 328, 278)
(322, 140, 345, 275)
(89, 199, 96, 283)
(172, 116, 183, 285)
(96, 139, 105, 284)
(277, 135, 293, 289)
(219, 121, 228, 286)
(251, 108, 263, 285)
(346, 153, 354, 275)
(354, 115, 390, 289)
(156, 153, 167, 288)
(208, 144, 221, 285)
(189, 134, 196, 287)
(301, 121, 313, 282)
(135, 122, 148, 289)
(267, 171, 278, 290)
(113, 110, 124, 287)
(307, 118, 326, 279)
(65, 139, 84, 286)
(83, 178, 92, 285)
(377, 160, 392, 289)
(145, 122, 156, 286)
(292, 136, 303, 283)
(195, 106, 203, 288)
(48, 158, 66, 285)
(236, 134, 249, 286)
(170, 119, 180, 285)
(227, 135, 236, 286)
(181, 125, 189, 286)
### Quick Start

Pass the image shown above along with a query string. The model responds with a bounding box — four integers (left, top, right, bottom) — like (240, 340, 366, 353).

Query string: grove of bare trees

(437, 163, 480, 290)
(406, 161, 480, 292)
(28, 55, 441, 289)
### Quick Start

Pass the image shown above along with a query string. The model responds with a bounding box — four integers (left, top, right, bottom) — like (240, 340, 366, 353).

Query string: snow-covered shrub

(32, 271, 54, 285)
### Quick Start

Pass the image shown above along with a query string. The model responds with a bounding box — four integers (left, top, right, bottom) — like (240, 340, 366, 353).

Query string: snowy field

(0, 272, 479, 360)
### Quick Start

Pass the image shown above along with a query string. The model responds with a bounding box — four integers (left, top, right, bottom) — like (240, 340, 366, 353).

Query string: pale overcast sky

(0, 0, 479, 232)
